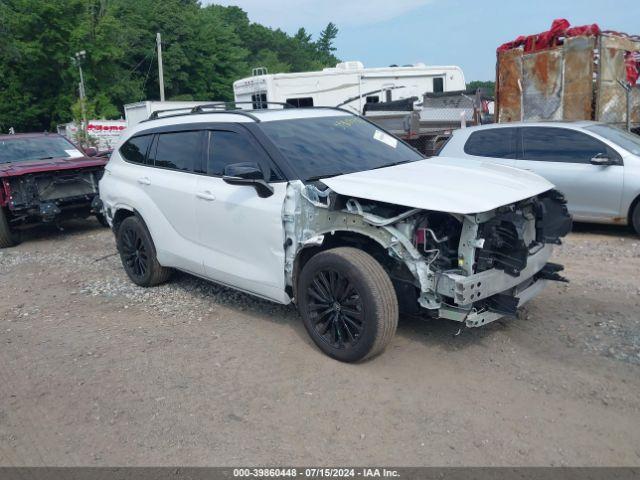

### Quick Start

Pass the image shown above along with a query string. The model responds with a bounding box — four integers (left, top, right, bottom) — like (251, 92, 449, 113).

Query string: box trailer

(495, 19, 640, 132)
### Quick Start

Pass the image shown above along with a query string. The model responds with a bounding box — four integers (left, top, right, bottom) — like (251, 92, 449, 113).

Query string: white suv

(99, 105, 572, 362)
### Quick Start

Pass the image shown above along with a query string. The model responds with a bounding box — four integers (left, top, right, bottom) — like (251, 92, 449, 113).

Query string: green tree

(0, 0, 341, 132)
(317, 22, 338, 55)
(466, 80, 495, 97)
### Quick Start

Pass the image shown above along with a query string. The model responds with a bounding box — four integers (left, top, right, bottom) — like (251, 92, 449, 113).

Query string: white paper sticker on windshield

(373, 129, 398, 149)
(64, 149, 84, 158)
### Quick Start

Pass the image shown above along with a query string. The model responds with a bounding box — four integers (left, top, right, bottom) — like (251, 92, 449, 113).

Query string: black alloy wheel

(116, 216, 172, 287)
(306, 269, 364, 349)
(120, 225, 148, 280)
(298, 247, 398, 362)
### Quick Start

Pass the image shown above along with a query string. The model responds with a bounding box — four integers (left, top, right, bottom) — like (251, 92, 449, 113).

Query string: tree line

(0, 0, 340, 132)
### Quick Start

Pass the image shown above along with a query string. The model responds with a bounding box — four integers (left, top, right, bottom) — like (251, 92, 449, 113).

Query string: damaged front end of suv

(0, 133, 109, 247)
(284, 179, 572, 328)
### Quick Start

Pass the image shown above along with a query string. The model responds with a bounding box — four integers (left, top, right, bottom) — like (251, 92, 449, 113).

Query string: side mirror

(222, 162, 274, 198)
(589, 153, 617, 166)
(84, 147, 98, 157)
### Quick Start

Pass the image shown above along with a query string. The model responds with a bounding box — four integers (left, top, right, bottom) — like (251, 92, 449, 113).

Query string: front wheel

(297, 247, 399, 362)
(116, 216, 172, 287)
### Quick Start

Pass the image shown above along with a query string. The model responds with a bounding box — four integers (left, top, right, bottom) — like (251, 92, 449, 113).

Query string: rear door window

(120, 135, 153, 164)
(463, 128, 517, 158)
(149, 131, 203, 172)
(520, 127, 610, 163)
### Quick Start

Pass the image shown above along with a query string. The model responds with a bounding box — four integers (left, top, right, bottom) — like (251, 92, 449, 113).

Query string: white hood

(321, 157, 554, 215)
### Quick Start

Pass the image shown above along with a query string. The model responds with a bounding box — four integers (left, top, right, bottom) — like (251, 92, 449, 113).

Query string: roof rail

(143, 103, 358, 124)
(147, 107, 196, 120)
(145, 101, 295, 122)
(192, 101, 294, 111)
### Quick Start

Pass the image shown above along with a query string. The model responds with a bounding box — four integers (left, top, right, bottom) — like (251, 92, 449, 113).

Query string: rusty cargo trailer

(495, 20, 640, 132)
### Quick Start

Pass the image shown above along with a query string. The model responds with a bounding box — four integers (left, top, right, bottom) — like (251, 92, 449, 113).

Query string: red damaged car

(0, 132, 108, 247)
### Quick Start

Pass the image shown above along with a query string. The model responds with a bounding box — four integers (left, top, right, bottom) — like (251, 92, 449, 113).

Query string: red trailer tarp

(497, 19, 600, 54)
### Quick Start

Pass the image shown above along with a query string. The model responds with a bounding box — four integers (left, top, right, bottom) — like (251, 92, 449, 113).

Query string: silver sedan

(438, 121, 640, 234)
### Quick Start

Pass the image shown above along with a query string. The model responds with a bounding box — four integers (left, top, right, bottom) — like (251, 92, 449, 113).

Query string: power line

(126, 47, 155, 77)
(139, 48, 157, 101)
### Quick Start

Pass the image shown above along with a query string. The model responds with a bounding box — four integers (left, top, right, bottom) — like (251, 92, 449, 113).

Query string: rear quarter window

(463, 129, 517, 159)
(119, 135, 153, 164)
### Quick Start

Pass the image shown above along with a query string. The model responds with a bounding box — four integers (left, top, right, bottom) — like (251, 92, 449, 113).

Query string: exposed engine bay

(283, 181, 572, 328)
(2, 168, 103, 225)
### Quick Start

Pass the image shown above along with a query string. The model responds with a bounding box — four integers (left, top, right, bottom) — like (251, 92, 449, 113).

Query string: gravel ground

(0, 219, 639, 466)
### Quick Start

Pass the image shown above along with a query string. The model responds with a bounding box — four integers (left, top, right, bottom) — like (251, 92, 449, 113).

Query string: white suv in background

(100, 104, 571, 362)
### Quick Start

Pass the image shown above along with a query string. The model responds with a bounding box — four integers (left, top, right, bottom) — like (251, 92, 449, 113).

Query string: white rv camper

(233, 61, 466, 113)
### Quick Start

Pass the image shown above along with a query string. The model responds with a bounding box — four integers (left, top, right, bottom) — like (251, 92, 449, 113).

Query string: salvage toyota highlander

(99, 105, 572, 362)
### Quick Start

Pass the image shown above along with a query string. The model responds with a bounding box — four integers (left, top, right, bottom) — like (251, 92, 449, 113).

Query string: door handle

(137, 177, 151, 185)
(196, 191, 216, 201)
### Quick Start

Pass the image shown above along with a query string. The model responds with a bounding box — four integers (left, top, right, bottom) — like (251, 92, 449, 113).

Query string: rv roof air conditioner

(335, 61, 364, 71)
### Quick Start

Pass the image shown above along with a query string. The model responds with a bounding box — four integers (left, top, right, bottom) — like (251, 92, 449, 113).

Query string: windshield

(585, 124, 640, 156)
(259, 115, 424, 181)
(0, 136, 82, 164)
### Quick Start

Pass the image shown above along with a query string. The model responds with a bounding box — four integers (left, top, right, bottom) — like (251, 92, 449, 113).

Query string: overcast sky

(210, 0, 640, 81)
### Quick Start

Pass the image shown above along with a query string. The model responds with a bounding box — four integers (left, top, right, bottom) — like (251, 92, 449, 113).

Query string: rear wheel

(297, 247, 398, 362)
(632, 202, 640, 236)
(116, 216, 172, 286)
(0, 208, 19, 248)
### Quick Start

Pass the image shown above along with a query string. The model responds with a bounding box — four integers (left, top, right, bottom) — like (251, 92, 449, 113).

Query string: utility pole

(156, 32, 165, 101)
(74, 50, 88, 142)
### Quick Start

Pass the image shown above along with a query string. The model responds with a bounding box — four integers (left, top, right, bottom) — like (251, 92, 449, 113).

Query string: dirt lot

(0, 220, 639, 466)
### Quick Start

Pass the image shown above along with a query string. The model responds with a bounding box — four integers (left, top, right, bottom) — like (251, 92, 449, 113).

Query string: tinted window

(286, 97, 314, 108)
(366, 96, 380, 104)
(521, 127, 609, 163)
(120, 135, 152, 164)
(150, 131, 201, 172)
(585, 124, 640, 156)
(433, 77, 444, 93)
(259, 115, 424, 181)
(208, 130, 276, 179)
(464, 129, 516, 158)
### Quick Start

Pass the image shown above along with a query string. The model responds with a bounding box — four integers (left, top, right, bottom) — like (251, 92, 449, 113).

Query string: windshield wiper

(305, 172, 345, 182)
(38, 156, 56, 160)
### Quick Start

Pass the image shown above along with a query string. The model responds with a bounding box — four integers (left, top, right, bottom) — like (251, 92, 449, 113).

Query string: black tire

(297, 247, 398, 362)
(0, 208, 19, 248)
(116, 216, 172, 287)
(632, 202, 640, 236)
(95, 212, 109, 228)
